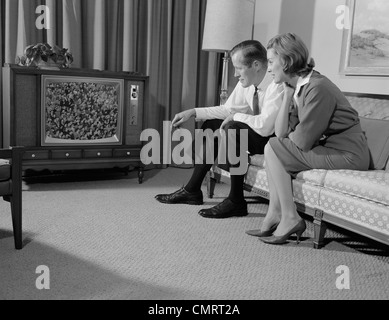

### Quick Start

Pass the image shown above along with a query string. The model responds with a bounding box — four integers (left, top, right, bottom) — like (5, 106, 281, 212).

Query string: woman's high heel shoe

(259, 220, 307, 245)
(245, 224, 278, 238)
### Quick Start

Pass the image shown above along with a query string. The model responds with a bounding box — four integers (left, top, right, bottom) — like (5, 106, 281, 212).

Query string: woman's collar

(294, 70, 314, 100)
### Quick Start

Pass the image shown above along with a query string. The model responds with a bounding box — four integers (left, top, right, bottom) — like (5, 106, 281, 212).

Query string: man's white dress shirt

(195, 73, 284, 137)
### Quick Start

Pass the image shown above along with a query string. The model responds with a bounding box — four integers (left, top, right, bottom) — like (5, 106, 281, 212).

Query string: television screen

(41, 75, 124, 146)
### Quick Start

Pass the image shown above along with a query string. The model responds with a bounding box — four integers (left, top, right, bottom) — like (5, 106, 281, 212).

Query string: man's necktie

(252, 86, 260, 116)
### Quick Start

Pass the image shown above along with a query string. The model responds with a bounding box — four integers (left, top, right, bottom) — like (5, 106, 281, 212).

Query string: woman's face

(267, 48, 288, 84)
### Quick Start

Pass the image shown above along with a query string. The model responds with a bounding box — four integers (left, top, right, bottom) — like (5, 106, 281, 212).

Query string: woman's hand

(171, 109, 196, 128)
(283, 82, 296, 99)
(275, 83, 295, 138)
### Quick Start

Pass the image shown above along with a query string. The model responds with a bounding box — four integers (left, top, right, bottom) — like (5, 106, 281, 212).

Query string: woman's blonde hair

(267, 33, 315, 77)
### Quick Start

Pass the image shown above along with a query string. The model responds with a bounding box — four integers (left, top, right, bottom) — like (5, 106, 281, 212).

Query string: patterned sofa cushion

(319, 188, 389, 235)
(323, 170, 389, 207)
(245, 165, 268, 193)
(295, 170, 328, 187)
(292, 179, 321, 208)
(248, 156, 328, 187)
(249, 154, 265, 167)
(244, 165, 322, 208)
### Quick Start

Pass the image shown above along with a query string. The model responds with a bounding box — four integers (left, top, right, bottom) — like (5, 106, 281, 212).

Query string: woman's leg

(261, 146, 282, 230)
(265, 143, 301, 236)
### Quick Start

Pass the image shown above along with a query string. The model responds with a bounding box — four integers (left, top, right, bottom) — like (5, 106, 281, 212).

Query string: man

(155, 40, 284, 218)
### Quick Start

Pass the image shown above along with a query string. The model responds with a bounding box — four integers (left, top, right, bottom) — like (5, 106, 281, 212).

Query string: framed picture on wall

(340, 0, 389, 76)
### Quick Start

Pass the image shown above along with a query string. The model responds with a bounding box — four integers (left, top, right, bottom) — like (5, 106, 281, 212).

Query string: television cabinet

(2, 65, 149, 183)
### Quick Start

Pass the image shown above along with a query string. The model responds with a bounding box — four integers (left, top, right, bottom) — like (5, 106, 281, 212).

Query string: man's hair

(267, 33, 315, 77)
(230, 40, 268, 67)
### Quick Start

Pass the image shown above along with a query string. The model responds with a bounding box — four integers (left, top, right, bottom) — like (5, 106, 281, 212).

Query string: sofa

(207, 92, 389, 249)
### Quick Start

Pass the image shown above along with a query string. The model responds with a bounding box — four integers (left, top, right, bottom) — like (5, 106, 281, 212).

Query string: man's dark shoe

(155, 187, 203, 205)
(198, 198, 248, 219)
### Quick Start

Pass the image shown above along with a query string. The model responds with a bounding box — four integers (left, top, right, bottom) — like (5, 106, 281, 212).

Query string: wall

(254, 0, 389, 95)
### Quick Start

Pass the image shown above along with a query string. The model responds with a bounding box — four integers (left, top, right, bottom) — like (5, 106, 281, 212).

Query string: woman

(246, 33, 370, 245)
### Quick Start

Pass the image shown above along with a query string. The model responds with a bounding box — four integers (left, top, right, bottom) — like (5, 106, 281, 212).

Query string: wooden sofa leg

(313, 209, 327, 249)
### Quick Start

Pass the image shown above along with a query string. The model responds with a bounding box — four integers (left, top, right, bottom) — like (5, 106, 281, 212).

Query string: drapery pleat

(1, 0, 220, 167)
(63, 0, 82, 68)
(15, 0, 27, 57)
(45, 0, 58, 46)
(122, 0, 138, 72)
(92, 0, 105, 70)
(0, 1, 3, 146)
(5, 0, 18, 63)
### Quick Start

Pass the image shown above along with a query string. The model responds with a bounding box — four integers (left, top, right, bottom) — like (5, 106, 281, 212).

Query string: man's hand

(171, 109, 196, 129)
(219, 114, 234, 134)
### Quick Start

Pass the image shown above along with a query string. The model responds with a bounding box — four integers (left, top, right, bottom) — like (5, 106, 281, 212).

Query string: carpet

(0, 167, 388, 300)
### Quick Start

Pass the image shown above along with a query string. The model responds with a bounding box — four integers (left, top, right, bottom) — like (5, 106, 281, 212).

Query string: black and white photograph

(0, 0, 388, 306)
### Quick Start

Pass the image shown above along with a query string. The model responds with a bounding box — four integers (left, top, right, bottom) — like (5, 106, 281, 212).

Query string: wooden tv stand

(2, 65, 148, 183)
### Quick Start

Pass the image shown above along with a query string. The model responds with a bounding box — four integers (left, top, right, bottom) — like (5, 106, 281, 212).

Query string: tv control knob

(32, 154, 36, 158)
(66, 153, 70, 157)
(127, 152, 131, 156)
(97, 152, 101, 157)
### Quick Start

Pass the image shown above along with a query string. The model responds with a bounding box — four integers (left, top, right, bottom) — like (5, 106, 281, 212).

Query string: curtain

(0, 0, 221, 166)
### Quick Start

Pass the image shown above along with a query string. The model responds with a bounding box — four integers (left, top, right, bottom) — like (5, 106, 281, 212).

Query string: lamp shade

(202, 0, 255, 52)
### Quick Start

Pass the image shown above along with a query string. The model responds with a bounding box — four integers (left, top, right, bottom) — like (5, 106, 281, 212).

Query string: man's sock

(184, 164, 213, 193)
(227, 174, 245, 203)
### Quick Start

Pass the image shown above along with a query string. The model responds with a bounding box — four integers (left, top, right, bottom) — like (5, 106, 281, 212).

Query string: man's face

(231, 50, 264, 88)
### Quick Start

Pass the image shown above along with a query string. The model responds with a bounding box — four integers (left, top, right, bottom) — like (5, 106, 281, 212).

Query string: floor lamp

(202, 0, 256, 105)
